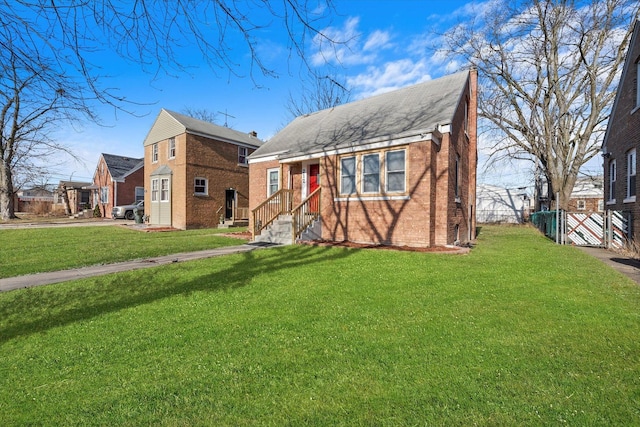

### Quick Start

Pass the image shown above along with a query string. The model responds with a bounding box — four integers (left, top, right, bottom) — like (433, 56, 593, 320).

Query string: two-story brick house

(92, 153, 144, 218)
(249, 69, 477, 247)
(602, 20, 640, 240)
(143, 109, 263, 229)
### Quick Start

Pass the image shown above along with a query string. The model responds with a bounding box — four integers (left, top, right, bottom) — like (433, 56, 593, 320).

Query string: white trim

(606, 199, 617, 205)
(624, 196, 636, 203)
(248, 152, 287, 164)
(334, 195, 410, 202)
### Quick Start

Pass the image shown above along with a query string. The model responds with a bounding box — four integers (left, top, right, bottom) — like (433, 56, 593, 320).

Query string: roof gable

(143, 109, 264, 148)
(602, 20, 640, 152)
(102, 153, 144, 179)
(251, 71, 470, 160)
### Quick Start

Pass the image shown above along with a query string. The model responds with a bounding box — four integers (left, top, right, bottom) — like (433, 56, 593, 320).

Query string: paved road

(0, 243, 274, 292)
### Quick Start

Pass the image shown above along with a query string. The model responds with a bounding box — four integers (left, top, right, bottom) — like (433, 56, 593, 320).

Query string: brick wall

(603, 23, 640, 240)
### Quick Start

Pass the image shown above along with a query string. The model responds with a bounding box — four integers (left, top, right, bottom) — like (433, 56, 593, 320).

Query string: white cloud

(363, 30, 392, 51)
(347, 59, 432, 98)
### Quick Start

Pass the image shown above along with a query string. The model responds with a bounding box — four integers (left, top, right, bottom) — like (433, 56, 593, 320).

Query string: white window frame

(151, 179, 158, 201)
(385, 150, 406, 193)
(626, 149, 636, 202)
(238, 146, 248, 165)
(267, 168, 279, 197)
(194, 177, 208, 195)
(455, 154, 461, 202)
(168, 138, 175, 159)
(577, 200, 586, 210)
(637, 61, 640, 109)
(340, 156, 356, 195)
(152, 143, 158, 163)
(362, 153, 380, 193)
(160, 178, 170, 202)
(608, 159, 616, 204)
(100, 186, 109, 204)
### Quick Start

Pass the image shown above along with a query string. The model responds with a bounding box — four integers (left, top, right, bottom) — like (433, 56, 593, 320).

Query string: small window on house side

(194, 178, 208, 195)
(609, 159, 616, 202)
(100, 187, 108, 204)
(151, 179, 158, 201)
(627, 149, 636, 200)
(386, 150, 406, 193)
(637, 61, 640, 109)
(362, 154, 380, 193)
(455, 154, 461, 201)
(238, 147, 248, 165)
(152, 143, 158, 163)
(340, 156, 356, 195)
(168, 138, 175, 159)
(160, 178, 169, 201)
(577, 200, 586, 210)
(598, 199, 604, 212)
(267, 169, 279, 197)
(135, 186, 144, 202)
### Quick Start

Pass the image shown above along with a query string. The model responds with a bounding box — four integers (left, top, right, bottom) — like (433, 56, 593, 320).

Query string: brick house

(53, 181, 92, 215)
(566, 176, 604, 213)
(92, 153, 144, 218)
(248, 70, 477, 247)
(602, 20, 640, 240)
(143, 109, 263, 229)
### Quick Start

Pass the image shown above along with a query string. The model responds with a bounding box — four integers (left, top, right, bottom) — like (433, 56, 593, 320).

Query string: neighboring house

(53, 181, 92, 215)
(476, 184, 529, 224)
(92, 153, 144, 217)
(14, 187, 54, 213)
(248, 69, 478, 247)
(143, 109, 263, 229)
(602, 19, 640, 240)
(567, 176, 604, 213)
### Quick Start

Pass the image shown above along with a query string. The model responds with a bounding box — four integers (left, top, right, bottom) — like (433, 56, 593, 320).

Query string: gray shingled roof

(251, 71, 470, 160)
(160, 109, 264, 148)
(102, 153, 144, 179)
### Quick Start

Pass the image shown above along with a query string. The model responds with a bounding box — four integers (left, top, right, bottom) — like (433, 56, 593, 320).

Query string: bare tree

(0, 1, 339, 219)
(286, 75, 351, 119)
(182, 108, 220, 125)
(441, 0, 638, 209)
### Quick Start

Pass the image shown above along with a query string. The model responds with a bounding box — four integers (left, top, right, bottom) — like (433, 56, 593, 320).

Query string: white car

(112, 200, 144, 220)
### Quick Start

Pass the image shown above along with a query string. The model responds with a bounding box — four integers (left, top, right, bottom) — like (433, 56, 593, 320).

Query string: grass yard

(1, 225, 639, 425)
(0, 226, 248, 278)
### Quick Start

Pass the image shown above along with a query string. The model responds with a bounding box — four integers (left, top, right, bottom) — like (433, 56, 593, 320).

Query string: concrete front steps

(253, 215, 322, 246)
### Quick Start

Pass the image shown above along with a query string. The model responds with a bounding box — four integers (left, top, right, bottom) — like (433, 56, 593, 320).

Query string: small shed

(476, 184, 529, 224)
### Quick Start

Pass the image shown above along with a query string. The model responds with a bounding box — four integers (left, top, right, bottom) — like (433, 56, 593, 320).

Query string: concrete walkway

(0, 243, 274, 292)
(577, 246, 640, 284)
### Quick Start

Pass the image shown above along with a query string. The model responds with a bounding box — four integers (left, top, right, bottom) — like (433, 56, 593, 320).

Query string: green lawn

(0, 226, 247, 278)
(1, 225, 639, 425)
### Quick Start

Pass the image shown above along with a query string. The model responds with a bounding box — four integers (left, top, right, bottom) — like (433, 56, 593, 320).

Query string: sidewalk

(577, 246, 640, 284)
(0, 243, 274, 292)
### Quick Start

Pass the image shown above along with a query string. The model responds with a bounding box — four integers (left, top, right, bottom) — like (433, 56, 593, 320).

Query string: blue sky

(51, 0, 599, 190)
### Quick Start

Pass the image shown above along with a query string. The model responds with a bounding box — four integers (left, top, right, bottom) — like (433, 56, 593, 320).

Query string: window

(238, 147, 248, 165)
(362, 154, 380, 193)
(267, 168, 279, 197)
(168, 138, 175, 159)
(386, 150, 406, 193)
(160, 178, 169, 201)
(455, 154, 461, 201)
(627, 149, 636, 200)
(340, 156, 356, 195)
(151, 179, 158, 201)
(194, 177, 208, 195)
(577, 200, 586, 210)
(598, 199, 604, 212)
(135, 186, 144, 202)
(152, 143, 158, 163)
(637, 61, 640, 108)
(100, 186, 108, 203)
(608, 159, 616, 202)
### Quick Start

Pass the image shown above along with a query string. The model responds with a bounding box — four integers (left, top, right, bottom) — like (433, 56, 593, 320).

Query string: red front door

(309, 164, 320, 193)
